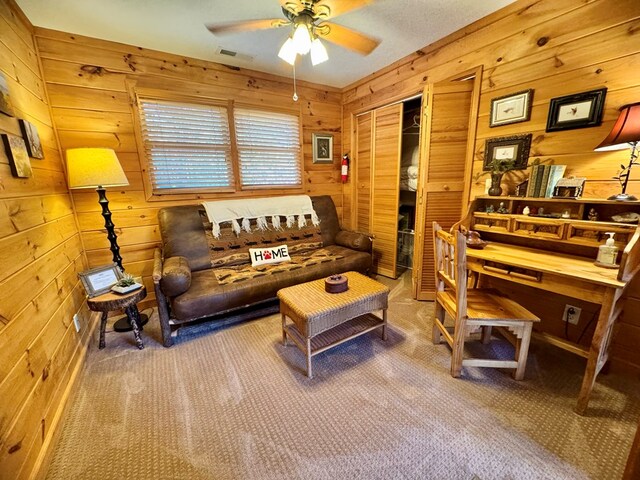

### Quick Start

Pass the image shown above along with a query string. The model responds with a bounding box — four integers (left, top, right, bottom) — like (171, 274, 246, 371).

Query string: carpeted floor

(46, 274, 639, 480)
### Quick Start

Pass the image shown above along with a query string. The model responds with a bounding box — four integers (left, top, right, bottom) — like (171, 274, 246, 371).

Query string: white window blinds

(234, 108, 302, 187)
(139, 99, 234, 190)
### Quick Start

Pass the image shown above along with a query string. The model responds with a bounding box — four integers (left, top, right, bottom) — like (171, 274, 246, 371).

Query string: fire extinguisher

(341, 153, 349, 183)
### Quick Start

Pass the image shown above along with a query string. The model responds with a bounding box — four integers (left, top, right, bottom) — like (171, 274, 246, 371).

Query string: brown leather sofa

(152, 195, 372, 346)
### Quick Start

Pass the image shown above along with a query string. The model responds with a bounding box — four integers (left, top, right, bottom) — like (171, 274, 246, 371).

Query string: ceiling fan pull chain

(292, 61, 299, 102)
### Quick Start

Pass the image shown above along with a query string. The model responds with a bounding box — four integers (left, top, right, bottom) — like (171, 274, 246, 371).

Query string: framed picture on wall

(546, 88, 607, 132)
(482, 134, 532, 171)
(1, 133, 32, 178)
(0, 72, 14, 117)
(490, 89, 534, 127)
(19, 119, 44, 159)
(312, 133, 333, 164)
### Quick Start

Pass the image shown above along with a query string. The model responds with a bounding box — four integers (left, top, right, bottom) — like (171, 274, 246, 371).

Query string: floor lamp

(66, 148, 149, 331)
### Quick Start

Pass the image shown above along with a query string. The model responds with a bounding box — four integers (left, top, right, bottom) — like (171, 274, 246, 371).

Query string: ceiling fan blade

(314, 0, 373, 19)
(279, 0, 305, 15)
(206, 19, 289, 35)
(317, 22, 380, 55)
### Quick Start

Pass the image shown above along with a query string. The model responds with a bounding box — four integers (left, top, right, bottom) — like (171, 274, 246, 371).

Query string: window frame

(130, 87, 305, 201)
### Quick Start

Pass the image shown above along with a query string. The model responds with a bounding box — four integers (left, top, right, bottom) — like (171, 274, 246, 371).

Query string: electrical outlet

(563, 305, 581, 325)
(73, 313, 81, 332)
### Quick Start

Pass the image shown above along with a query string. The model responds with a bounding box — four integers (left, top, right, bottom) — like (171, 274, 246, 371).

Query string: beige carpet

(46, 274, 639, 480)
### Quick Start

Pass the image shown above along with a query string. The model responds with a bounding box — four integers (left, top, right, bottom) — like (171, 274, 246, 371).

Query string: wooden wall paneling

(370, 103, 403, 278)
(0, 2, 91, 479)
(341, 0, 640, 370)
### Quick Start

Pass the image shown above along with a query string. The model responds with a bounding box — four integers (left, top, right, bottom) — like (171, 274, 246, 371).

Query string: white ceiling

(16, 0, 516, 88)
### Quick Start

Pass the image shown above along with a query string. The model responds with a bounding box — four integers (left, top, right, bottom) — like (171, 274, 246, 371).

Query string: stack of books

(526, 164, 566, 197)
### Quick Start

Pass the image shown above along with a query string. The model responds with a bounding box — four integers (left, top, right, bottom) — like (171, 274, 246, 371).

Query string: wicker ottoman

(277, 271, 390, 378)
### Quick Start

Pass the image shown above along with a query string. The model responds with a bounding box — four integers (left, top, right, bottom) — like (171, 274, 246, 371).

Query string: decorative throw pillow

(249, 244, 291, 267)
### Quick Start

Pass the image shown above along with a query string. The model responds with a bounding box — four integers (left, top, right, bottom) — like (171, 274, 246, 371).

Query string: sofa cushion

(215, 248, 344, 285)
(201, 212, 322, 268)
(170, 245, 371, 322)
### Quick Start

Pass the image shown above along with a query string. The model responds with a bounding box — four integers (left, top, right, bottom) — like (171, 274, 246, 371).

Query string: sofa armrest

(335, 230, 373, 253)
(160, 256, 192, 297)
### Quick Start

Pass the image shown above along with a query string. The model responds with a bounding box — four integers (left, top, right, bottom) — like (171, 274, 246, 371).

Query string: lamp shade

(595, 102, 640, 151)
(278, 37, 297, 65)
(292, 23, 312, 55)
(66, 148, 129, 189)
(310, 38, 328, 66)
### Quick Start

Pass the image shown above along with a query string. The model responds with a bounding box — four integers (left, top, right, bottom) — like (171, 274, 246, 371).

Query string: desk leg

(576, 287, 619, 415)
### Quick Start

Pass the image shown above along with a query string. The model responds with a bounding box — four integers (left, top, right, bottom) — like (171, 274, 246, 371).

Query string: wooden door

(371, 103, 403, 278)
(354, 112, 372, 233)
(413, 72, 481, 299)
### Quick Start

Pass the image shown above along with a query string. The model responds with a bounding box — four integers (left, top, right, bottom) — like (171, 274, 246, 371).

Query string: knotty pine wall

(34, 28, 343, 311)
(0, 1, 93, 479)
(341, 0, 640, 372)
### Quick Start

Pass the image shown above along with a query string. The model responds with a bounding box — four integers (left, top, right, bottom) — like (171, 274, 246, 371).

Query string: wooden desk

(454, 197, 640, 414)
(466, 241, 634, 415)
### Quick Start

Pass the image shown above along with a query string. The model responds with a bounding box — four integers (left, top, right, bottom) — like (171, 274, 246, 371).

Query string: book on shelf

(537, 165, 551, 197)
(544, 165, 567, 197)
(526, 165, 540, 197)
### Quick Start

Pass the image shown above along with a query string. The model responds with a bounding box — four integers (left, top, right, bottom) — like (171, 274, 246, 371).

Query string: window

(234, 108, 302, 187)
(138, 97, 302, 194)
(139, 99, 234, 191)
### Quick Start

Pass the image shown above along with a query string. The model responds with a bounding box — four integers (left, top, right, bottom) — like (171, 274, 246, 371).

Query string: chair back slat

(432, 222, 468, 317)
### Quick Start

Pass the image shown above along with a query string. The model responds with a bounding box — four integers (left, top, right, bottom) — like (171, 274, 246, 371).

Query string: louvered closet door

(371, 103, 403, 278)
(414, 80, 475, 300)
(355, 111, 372, 233)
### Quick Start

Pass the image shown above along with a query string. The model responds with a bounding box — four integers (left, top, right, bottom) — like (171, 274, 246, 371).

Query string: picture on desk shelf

(312, 133, 333, 164)
(482, 134, 532, 171)
(546, 88, 607, 132)
(78, 265, 123, 298)
(18, 119, 44, 159)
(490, 89, 533, 127)
(0, 72, 14, 117)
(1, 133, 32, 178)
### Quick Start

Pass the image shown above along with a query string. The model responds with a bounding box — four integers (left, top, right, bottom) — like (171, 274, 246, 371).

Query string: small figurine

(486, 205, 495, 213)
(562, 210, 571, 219)
(538, 207, 545, 215)
(588, 208, 599, 221)
(522, 206, 530, 215)
(497, 202, 509, 214)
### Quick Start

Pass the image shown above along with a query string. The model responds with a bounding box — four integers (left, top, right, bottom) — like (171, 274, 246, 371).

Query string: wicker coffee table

(277, 271, 390, 378)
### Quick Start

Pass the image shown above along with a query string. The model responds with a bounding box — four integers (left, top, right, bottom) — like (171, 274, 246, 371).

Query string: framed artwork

(0, 72, 13, 117)
(1, 133, 32, 178)
(482, 134, 532, 171)
(490, 89, 533, 127)
(19, 119, 44, 159)
(78, 265, 123, 297)
(312, 133, 333, 164)
(546, 88, 607, 132)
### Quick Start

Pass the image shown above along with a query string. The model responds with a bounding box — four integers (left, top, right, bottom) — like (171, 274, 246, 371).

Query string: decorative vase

(488, 172, 503, 196)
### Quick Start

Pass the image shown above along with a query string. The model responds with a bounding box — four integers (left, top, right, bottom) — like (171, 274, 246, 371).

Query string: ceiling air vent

(216, 47, 253, 62)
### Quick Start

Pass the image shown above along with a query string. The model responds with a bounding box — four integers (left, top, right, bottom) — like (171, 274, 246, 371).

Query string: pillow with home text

(249, 245, 291, 267)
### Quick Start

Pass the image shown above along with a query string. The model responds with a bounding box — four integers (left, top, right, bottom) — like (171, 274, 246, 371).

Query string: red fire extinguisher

(341, 153, 349, 183)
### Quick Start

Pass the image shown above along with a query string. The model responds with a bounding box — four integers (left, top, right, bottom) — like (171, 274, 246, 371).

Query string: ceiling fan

(205, 0, 380, 66)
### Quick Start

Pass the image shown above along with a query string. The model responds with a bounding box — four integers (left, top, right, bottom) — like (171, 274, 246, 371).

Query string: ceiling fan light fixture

(310, 38, 328, 65)
(292, 23, 312, 55)
(278, 37, 297, 65)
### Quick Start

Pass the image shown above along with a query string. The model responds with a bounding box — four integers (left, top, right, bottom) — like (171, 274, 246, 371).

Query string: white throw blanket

(202, 195, 320, 238)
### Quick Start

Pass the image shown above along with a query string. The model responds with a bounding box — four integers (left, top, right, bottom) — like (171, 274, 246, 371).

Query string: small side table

(88, 286, 147, 350)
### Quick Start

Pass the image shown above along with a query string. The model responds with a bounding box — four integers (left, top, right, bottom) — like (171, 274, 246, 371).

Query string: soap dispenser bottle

(595, 232, 619, 267)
